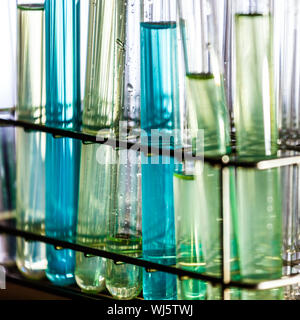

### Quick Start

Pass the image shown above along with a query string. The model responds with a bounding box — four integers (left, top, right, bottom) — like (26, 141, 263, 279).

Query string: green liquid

(83, 0, 125, 134)
(75, 243, 106, 294)
(105, 236, 142, 300)
(17, 4, 45, 121)
(234, 14, 277, 156)
(16, 220, 46, 280)
(236, 168, 283, 300)
(75, 144, 113, 293)
(174, 173, 206, 300)
(16, 5, 46, 279)
(186, 73, 231, 156)
(174, 165, 240, 300)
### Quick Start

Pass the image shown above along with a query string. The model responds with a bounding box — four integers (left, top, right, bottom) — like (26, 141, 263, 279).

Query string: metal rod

(1, 116, 300, 167)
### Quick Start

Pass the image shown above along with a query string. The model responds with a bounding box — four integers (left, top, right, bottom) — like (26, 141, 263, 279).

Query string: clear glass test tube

(232, 0, 284, 300)
(75, 143, 112, 293)
(233, 0, 278, 156)
(178, 0, 231, 156)
(0, 126, 16, 267)
(15, 0, 47, 279)
(140, 0, 179, 301)
(176, 0, 237, 300)
(0, 0, 16, 110)
(45, 0, 81, 286)
(279, 0, 300, 142)
(0, 0, 16, 266)
(82, 0, 141, 136)
(174, 160, 240, 300)
(105, 148, 142, 300)
(75, 0, 141, 294)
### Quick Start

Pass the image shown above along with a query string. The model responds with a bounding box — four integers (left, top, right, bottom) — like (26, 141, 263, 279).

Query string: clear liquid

(45, 134, 80, 286)
(75, 143, 113, 293)
(235, 14, 277, 156)
(236, 168, 283, 300)
(45, 0, 81, 124)
(142, 155, 177, 300)
(106, 236, 142, 300)
(16, 129, 47, 279)
(140, 22, 179, 135)
(186, 74, 231, 155)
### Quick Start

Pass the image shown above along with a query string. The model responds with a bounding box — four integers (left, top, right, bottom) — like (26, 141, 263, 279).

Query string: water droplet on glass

(127, 84, 134, 92)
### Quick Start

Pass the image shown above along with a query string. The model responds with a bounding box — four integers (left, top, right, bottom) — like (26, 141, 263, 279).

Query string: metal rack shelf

(1, 109, 300, 300)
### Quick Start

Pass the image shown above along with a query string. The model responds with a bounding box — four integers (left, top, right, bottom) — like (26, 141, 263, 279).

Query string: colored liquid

(83, 0, 127, 134)
(235, 14, 277, 156)
(186, 73, 231, 155)
(236, 168, 283, 300)
(173, 173, 206, 300)
(16, 130, 47, 279)
(16, 4, 46, 276)
(140, 22, 179, 135)
(142, 155, 177, 300)
(45, 0, 81, 286)
(45, 0, 81, 124)
(106, 149, 142, 300)
(174, 164, 240, 300)
(75, 144, 113, 293)
(140, 21, 179, 300)
(106, 236, 142, 300)
(45, 134, 80, 286)
(17, 4, 45, 120)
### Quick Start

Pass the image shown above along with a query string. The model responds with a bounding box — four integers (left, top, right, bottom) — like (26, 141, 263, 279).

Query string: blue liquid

(140, 22, 179, 134)
(140, 21, 179, 300)
(45, 0, 81, 124)
(45, 134, 80, 286)
(45, 0, 81, 286)
(141, 156, 177, 300)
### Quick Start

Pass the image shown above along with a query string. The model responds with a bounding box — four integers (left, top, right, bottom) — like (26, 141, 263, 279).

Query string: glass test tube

(45, 0, 81, 286)
(279, 0, 300, 142)
(75, 0, 141, 295)
(106, 149, 142, 300)
(233, 0, 283, 300)
(176, 0, 237, 300)
(0, 0, 17, 266)
(233, 0, 277, 156)
(16, 0, 47, 279)
(140, 0, 179, 300)
(178, 0, 231, 156)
